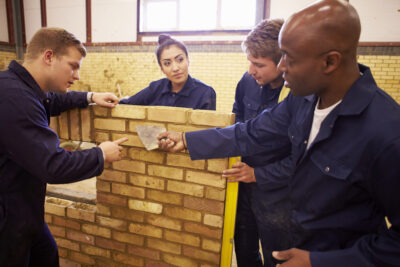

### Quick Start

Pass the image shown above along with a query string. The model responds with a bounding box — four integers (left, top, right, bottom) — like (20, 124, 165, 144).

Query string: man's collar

(336, 64, 376, 116)
(8, 60, 47, 100)
(303, 64, 376, 116)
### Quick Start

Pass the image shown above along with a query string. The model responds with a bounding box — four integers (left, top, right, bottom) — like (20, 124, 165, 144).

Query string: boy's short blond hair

(25, 27, 86, 61)
(242, 18, 284, 64)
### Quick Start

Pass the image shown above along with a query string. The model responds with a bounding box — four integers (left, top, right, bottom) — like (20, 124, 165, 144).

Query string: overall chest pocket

(310, 150, 352, 180)
(299, 150, 356, 215)
(243, 96, 261, 120)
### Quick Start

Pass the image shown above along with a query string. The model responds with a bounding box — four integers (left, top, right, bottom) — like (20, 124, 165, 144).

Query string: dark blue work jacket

(0, 61, 104, 259)
(186, 64, 400, 266)
(233, 72, 283, 123)
(232, 72, 288, 169)
(120, 75, 216, 110)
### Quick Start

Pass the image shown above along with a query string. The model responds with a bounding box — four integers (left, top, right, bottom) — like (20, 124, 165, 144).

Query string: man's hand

(157, 131, 185, 152)
(92, 92, 119, 108)
(272, 248, 311, 267)
(222, 162, 256, 183)
(98, 137, 128, 162)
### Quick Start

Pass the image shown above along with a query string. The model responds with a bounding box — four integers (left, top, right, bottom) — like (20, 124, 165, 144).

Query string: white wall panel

(0, 0, 9, 42)
(269, 0, 315, 20)
(23, 0, 41, 43)
(46, 0, 86, 42)
(92, 0, 137, 43)
(270, 0, 400, 42)
(351, 0, 400, 42)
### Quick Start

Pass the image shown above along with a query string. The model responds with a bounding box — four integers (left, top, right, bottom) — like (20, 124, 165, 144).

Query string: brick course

(45, 104, 234, 266)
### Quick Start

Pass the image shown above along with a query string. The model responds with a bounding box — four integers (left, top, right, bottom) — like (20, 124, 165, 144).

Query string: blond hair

(25, 27, 86, 62)
(242, 19, 284, 64)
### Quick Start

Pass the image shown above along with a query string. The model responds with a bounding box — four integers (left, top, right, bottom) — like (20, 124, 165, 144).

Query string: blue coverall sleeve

(47, 91, 89, 116)
(232, 81, 244, 123)
(254, 155, 294, 191)
(199, 87, 216, 110)
(119, 86, 152, 105)
(310, 137, 400, 267)
(186, 98, 293, 160)
(0, 90, 104, 184)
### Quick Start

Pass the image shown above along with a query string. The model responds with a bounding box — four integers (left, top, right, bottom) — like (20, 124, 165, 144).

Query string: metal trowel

(136, 125, 166, 150)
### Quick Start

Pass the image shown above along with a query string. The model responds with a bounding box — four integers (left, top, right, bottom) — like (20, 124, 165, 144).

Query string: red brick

(66, 229, 95, 245)
(69, 251, 96, 265)
(183, 196, 224, 214)
(97, 192, 127, 207)
(111, 207, 144, 223)
(69, 109, 81, 140)
(97, 180, 111, 192)
(54, 237, 80, 251)
(147, 238, 181, 254)
(145, 260, 170, 267)
(113, 231, 144, 246)
(59, 258, 80, 267)
(112, 183, 145, 199)
(82, 244, 111, 258)
(128, 245, 160, 260)
(48, 225, 65, 237)
(98, 169, 127, 183)
(58, 247, 68, 258)
(146, 214, 182, 231)
(49, 116, 59, 135)
(96, 215, 128, 231)
(184, 222, 222, 239)
(183, 246, 220, 264)
(112, 252, 144, 266)
(67, 203, 96, 222)
(81, 108, 91, 141)
(58, 112, 69, 139)
(82, 223, 111, 238)
(44, 214, 52, 224)
(53, 217, 81, 230)
(163, 253, 198, 267)
(147, 189, 182, 206)
(96, 236, 126, 252)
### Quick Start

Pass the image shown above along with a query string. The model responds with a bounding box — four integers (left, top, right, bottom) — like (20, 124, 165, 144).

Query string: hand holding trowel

(136, 125, 167, 150)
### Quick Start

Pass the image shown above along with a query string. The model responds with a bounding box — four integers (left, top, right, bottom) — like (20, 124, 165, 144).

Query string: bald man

(158, 0, 400, 266)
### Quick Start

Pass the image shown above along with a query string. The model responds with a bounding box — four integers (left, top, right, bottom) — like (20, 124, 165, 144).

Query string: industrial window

(139, 0, 265, 33)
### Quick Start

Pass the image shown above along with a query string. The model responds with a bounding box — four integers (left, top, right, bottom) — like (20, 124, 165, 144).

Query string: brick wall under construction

(45, 104, 235, 267)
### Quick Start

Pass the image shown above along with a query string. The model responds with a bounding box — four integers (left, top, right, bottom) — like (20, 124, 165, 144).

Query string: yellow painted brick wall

(0, 51, 16, 71)
(46, 104, 235, 266)
(72, 51, 248, 113)
(70, 50, 400, 114)
(358, 55, 400, 103)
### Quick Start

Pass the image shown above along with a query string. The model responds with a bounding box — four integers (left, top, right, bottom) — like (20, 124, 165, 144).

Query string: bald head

(277, 0, 363, 101)
(281, 0, 361, 58)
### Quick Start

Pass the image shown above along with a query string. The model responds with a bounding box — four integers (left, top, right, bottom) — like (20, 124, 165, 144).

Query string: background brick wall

(0, 45, 399, 109)
(68, 47, 400, 112)
(46, 104, 235, 266)
(0, 51, 16, 71)
(358, 55, 400, 102)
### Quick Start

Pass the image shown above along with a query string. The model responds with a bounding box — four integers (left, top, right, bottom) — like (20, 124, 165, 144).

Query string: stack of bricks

(45, 104, 235, 266)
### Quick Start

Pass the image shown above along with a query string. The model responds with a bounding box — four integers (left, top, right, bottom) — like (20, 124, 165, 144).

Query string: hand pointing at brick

(99, 137, 129, 162)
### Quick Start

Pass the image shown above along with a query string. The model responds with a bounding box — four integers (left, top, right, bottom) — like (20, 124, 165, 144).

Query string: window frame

(137, 0, 268, 42)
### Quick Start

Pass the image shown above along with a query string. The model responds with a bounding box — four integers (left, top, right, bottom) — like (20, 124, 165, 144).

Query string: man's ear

(323, 51, 341, 74)
(43, 49, 54, 65)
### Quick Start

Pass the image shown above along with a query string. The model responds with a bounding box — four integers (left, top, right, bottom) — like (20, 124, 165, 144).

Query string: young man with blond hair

(226, 19, 291, 267)
(0, 28, 127, 266)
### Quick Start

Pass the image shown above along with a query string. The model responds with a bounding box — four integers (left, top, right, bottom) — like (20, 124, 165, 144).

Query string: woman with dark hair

(120, 34, 216, 110)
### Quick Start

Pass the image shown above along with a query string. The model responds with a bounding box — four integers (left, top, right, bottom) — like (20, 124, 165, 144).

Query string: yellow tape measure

(220, 157, 240, 267)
